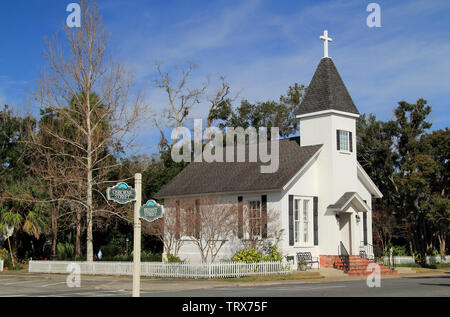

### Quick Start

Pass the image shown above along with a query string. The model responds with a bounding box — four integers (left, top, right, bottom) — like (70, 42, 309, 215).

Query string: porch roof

(328, 192, 370, 213)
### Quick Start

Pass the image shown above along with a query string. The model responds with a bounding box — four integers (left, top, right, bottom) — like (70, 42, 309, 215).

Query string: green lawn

(212, 271, 324, 283)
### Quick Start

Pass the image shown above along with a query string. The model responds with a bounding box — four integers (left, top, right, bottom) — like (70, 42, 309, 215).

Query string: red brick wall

(320, 255, 341, 268)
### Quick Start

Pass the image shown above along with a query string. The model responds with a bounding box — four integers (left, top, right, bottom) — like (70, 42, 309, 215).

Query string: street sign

(107, 182, 136, 204)
(139, 200, 164, 223)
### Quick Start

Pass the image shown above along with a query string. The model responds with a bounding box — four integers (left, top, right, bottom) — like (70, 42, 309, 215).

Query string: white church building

(155, 31, 384, 270)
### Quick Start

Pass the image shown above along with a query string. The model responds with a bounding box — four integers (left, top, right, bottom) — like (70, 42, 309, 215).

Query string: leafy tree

(142, 148, 188, 200)
(357, 99, 448, 260)
(0, 106, 49, 260)
(392, 99, 434, 260)
(209, 83, 305, 138)
(420, 128, 450, 256)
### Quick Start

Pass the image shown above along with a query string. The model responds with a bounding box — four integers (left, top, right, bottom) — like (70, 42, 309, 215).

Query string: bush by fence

(29, 260, 292, 279)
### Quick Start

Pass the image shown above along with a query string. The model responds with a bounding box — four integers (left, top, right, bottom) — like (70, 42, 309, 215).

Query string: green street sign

(139, 200, 164, 223)
(107, 183, 136, 204)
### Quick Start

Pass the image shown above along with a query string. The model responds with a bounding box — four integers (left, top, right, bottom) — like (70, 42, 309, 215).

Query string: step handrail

(339, 241, 350, 272)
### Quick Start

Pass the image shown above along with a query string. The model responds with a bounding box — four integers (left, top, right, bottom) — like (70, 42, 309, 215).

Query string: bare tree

(30, 0, 148, 261)
(144, 199, 184, 259)
(240, 204, 281, 252)
(149, 196, 282, 263)
(204, 76, 241, 145)
(182, 197, 238, 263)
(206, 77, 231, 129)
(153, 62, 207, 145)
(153, 117, 169, 152)
(206, 76, 241, 127)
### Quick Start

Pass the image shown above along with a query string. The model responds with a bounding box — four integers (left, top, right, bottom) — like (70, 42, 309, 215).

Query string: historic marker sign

(139, 200, 164, 223)
(107, 182, 136, 204)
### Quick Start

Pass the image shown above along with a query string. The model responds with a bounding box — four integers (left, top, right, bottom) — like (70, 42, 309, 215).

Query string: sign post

(132, 173, 142, 297)
(4, 226, 14, 267)
(106, 179, 139, 296)
(107, 174, 163, 298)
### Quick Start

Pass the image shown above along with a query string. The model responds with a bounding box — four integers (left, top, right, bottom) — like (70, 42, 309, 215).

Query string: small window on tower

(337, 130, 352, 152)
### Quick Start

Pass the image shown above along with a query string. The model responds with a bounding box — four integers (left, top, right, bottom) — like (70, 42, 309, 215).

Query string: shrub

(0, 248, 24, 270)
(232, 249, 262, 263)
(56, 242, 75, 260)
(431, 249, 440, 257)
(262, 245, 283, 262)
(101, 251, 162, 262)
(0, 248, 12, 268)
(391, 245, 409, 256)
(141, 251, 162, 262)
(166, 253, 182, 263)
(10, 263, 24, 270)
(99, 244, 121, 258)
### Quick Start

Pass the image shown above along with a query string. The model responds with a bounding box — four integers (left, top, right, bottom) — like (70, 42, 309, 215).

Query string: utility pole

(132, 173, 142, 297)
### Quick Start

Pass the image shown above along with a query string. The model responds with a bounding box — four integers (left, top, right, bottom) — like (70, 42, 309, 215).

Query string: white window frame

(184, 207, 196, 238)
(338, 130, 351, 152)
(293, 197, 313, 246)
(248, 200, 262, 239)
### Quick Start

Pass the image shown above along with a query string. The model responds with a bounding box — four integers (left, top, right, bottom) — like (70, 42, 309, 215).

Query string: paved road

(0, 273, 449, 297)
(174, 275, 450, 297)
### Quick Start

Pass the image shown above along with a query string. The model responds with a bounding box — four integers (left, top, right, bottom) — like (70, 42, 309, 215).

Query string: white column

(132, 173, 142, 297)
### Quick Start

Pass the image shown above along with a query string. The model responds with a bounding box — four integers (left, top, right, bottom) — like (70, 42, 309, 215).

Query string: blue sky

(0, 0, 449, 155)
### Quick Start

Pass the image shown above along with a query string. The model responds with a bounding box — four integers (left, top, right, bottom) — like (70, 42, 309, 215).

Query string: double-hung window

(248, 201, 261, 238)
(184, 208, 195, 237)
(294, 198, 312, 245)
(337, 130, 353, 152)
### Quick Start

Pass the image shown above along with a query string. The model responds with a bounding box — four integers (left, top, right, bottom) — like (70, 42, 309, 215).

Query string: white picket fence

(29, 261, 293, 279)
(383, 255, 450, 265)
(0, 260, 3, 272)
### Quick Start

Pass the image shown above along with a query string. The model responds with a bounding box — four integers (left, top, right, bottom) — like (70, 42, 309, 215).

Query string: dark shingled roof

(296, 57, 359, 116)
(155, 137, 322, 198)
(328, 192, 357, 210)
(328, 192, 371, 213)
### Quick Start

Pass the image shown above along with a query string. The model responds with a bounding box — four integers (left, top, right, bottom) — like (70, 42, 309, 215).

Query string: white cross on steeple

(320, 30, 333, 58)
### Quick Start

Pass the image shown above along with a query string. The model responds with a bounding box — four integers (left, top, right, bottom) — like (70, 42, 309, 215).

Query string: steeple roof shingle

(296, 57, 359, 116)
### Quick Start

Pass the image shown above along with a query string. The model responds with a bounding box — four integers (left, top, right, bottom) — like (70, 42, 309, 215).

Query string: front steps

(321, 255, 397, 276)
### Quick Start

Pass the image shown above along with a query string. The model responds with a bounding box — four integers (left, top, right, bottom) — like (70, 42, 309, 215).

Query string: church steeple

(296, 31, 359, 117)
(296, 57, 359, 116)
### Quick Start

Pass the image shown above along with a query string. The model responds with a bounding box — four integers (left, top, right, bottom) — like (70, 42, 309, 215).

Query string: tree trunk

(51, 209, 57, 259)
(409, 240, 414, 257)
(50, 186, 58, 259)
(86, 93, 94, 262)
(86, 163, 93, 261)
(75, 206, 82, 259)
(86, 205, 93, 262)
(75, 180, 82, 259)
(438, 234, 446, 257)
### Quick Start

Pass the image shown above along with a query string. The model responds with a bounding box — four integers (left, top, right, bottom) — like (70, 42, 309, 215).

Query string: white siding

(163, 112, 381, 263)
